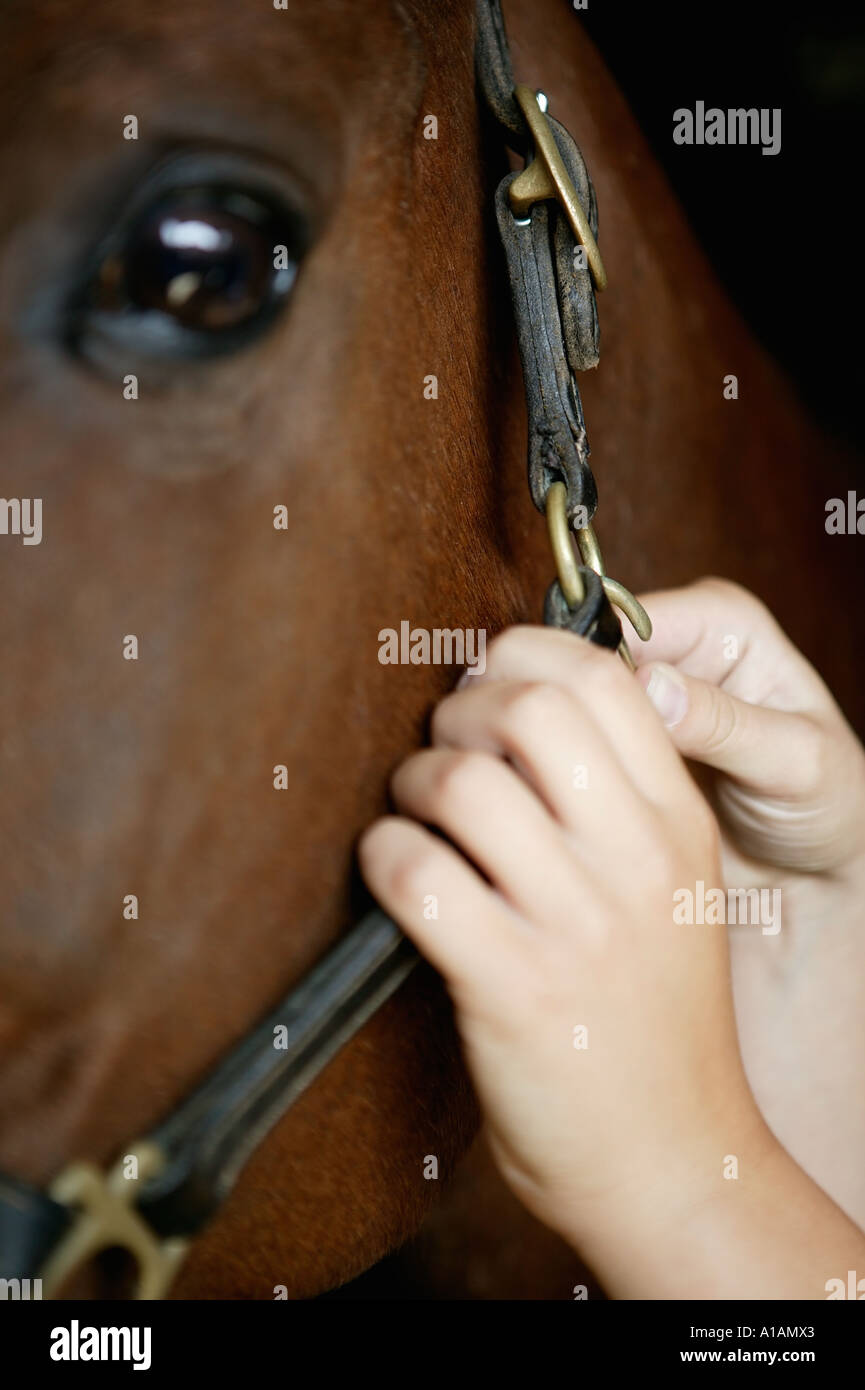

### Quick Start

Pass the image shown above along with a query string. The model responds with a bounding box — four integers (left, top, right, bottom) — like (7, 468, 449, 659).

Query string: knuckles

(483, 625, 542, 668)
(429, 749, 494, 806)
(690, 575, 775, 629)
(495, 680, 573, 738)
(394, 748, 496, 813)
(700, 687, 741, 757)
(785, 715, 830, 801)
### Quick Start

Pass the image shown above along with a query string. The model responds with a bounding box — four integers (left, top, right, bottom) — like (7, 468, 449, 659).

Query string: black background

(582, 0, 863, 452)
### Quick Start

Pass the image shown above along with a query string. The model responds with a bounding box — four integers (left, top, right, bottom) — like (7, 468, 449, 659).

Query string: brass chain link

(545, 482, 651, 669)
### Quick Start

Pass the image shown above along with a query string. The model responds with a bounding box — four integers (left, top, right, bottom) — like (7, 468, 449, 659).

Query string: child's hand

(359, 625, 765, 1255)
(634, 579, 865, 1232)
(635, 577, 865, 877)
(360, 588, 865, 1296)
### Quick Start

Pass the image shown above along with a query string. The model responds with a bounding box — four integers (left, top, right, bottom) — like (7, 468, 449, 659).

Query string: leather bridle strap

(475, 1, 632, 653)
(137, 913, 416, 1239)
(477, 0, 601, 515)
(0, 912, 416, 1292)
(474, 0, 525, 140)
(495, 176, 599, 520)
(0, 1173, 73, 1289)
(0, 0, 629, 1299)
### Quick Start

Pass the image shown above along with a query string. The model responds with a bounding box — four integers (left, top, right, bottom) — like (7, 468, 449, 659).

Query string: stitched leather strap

(478, 1, 619, 645)
(495, 175, 598, 519)
(478, 0, 601, 523)
(137, 912, 417, 1237)
(475, 0, 525, 141)
(0, 913, 416, 1280)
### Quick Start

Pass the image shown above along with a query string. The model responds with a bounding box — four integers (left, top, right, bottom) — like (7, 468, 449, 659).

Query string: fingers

(456, 624, 698, 813)
(634, 577, 835, 716)
(637, 661, 825, 797)
(633, 577, 849, 797)
(357, 815, 527, 996)
(431, 674, 657, 852)
(388, 747, 591, 924)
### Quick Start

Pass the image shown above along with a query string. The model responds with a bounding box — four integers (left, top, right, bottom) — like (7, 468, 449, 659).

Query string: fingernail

(644, 662, 688, 728)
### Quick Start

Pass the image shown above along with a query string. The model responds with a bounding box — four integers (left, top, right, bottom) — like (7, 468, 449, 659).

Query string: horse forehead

(1, 0, 430, 129)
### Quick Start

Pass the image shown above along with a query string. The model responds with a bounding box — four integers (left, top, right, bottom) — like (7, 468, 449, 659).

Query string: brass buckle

(509, 84, 607, 293)
(545, 481, 651, 668)
(40, 1142, 188, 1300)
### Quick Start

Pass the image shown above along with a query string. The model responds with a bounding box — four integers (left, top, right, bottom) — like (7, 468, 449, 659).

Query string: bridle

(0, 0, 649, 1299)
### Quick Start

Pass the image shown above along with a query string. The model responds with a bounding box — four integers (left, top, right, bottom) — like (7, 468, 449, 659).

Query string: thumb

(637, 660, 812, 795)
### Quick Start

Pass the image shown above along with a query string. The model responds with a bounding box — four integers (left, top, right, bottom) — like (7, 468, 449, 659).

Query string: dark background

(582, 0, 863, 453)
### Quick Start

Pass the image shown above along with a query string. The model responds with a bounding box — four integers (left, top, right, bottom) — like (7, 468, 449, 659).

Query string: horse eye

(70, 182, 306, 362)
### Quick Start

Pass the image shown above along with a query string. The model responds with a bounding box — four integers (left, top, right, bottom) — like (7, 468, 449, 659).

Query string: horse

(0, 0, 859, 1299)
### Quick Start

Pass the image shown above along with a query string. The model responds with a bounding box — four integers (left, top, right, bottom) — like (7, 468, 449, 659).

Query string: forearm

(569, 1127, 865, 1300)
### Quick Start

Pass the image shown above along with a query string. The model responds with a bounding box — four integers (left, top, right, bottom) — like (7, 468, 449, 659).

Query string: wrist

(559, 1097, 780, 1297)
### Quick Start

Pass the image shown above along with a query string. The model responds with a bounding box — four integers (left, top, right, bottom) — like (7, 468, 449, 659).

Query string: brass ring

(545, 481, 584, 607)
(510, 85, 608, 293)
(576, 524, 653, 641)
(598, 576, 652, 642)
(545, 485, 652, 661)
(575, 520, 604, 575)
